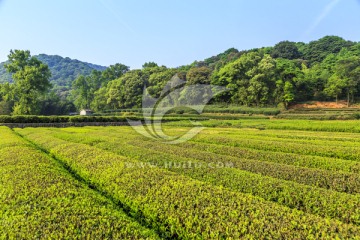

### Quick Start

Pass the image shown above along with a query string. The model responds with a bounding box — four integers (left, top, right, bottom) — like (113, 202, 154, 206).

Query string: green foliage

(213, 52, 279, 106)
(324, 74, 346, 102)
(70, 63, 129, 111)
(0, 127, 159, 239)
(70, 75, 93, 109)
(1, 35, 360, 114)
(171, 118, 360, 133)
(4, 50, 52, 115)
(0, 54, 107, 87)
(91, 86, 108, 112)
(283, 81, 295, 108)
(145, 67, 177, 98)
(186, 66, 212, 85)
(15, 127, 360, 239)
(193, 48, 242, 70)
(271, 41, 302, 60)
(45, 127, 360, 226)
(0, 83, 14, 114)
(335, 55, 360, 106)
(0, 115, 202, 125)
(0, 62, 12, 84)
(106, 70, 147, 109)
(202, 105, 280, 115)
(0, 115, 144, 123)
(39, 91, 76, 115)
(36, 54, 107, 87)
(142, 62, 159, 69)
(303, 36, 355, 65)
(101, 63, 129, 84)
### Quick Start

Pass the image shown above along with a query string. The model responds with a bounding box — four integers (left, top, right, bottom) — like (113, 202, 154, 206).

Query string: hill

(0, 54, 107, 87)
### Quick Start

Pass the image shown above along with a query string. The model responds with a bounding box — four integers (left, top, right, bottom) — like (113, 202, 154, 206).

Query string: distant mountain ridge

(0, 54, 107, 87)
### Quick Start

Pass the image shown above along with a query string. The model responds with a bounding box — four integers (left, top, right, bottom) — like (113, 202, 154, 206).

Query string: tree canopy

(271, 41, 301, 60)
(4, 50, 52, 115)
(1, 35, 360, 115)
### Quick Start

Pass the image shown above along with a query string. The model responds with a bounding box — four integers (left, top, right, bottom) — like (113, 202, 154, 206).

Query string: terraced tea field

(2, 120, 360, 238)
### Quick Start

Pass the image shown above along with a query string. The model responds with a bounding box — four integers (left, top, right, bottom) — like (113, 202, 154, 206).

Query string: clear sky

(0, 0, 359, 69)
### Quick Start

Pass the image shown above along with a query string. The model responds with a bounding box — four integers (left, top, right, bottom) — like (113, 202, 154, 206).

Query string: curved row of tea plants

(17, 126, 360, 228)
(50, 126, 360, 173)
(215, 129, 360, 148)
(130, 138, 360, 194)
(220, 128, 360, 143)
(165, 119, 360, 133)
(192, 133, 360, 161)
(181, 140, 360, 173)
(23, 127, 360, 226)
(51, 127, 360, 194)
(0, 127, 158, 239)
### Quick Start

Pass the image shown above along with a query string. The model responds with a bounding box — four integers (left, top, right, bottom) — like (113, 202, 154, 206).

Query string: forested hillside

(71, 35, 360, 112)
(0, 35, 359, 115)
(0, 54, 106, 87)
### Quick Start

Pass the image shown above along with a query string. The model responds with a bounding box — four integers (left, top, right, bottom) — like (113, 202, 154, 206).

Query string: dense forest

(0, 54, 106, 100)
(0, 35, 360, 115)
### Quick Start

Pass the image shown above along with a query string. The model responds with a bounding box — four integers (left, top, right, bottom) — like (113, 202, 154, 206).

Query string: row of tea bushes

(0, 127, 158, 239)
(17, 128, 360, 235)
(47, 128, 360, 225)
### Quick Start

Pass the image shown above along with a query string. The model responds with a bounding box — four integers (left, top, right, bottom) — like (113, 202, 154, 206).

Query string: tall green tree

(301, 63, 329, 100)
(146, 67, 176, 98)
(271, 41, 301, 60)
(101, 63, 129, 84)
(335, 56, 360, 106)
(324, 74, 346, 103)
(283, 81, 295, 109)
(186, 67, 212, 85)
(106, 70, 147, 109)
(247, 55, 276, 106)
(70, 70, 111, 110)
(212, 52, 263, 104)
(303, 36, 355, 65)
(91, 86, 108, 112)
(178, 67, 214, 105)
(70, 75, 92, 109)
(4, 50, 51, 115)
(273, 80, 295, 109)
(273, 58, 302, 107)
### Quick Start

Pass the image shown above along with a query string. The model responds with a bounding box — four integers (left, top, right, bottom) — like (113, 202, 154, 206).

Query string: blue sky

(0, 0, 359, 69)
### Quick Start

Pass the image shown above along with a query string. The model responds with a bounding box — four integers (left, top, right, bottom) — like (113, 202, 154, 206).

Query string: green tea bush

(15, 128, 360, 239)
(0, 127, 158, 239)
(52, 129, 360, 225)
